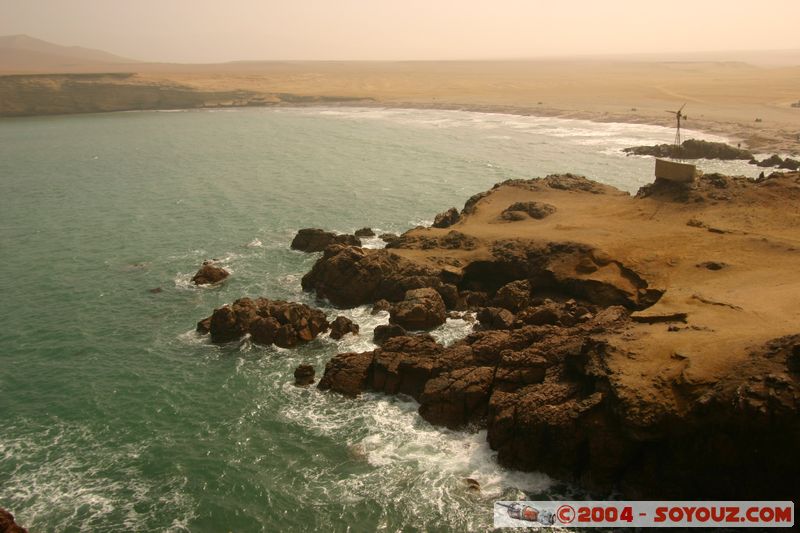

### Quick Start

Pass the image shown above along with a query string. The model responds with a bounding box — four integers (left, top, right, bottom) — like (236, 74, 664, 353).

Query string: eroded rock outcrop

(290, 228, 360, 252)
(310, 172, 800, 499)
(390, 288, 447, 330)
(301, 245, 442, 307)
(624, 139, 753, 160)
(433, 207, 460, 228)
(191, 261, 229, 285)
(196, 297, 329, 347)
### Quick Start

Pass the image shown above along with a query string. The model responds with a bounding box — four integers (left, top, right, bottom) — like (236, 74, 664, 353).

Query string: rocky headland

(624, 139, 800, 170)
(306, 172, 800, 499)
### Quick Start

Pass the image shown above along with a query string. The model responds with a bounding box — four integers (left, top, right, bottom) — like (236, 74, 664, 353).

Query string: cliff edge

(306, 172, 800, 498)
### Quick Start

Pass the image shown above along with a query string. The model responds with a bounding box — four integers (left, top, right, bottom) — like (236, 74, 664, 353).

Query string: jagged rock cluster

(305, 172, 800, 500)
(623, 139, 753, 160)
(302, 238, 661, 313)
(196, 297, 330, 347)
(623, 138, 799, 170)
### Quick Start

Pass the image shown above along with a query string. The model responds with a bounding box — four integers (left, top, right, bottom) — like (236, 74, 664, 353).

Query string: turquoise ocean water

(0, 107, 760, 531)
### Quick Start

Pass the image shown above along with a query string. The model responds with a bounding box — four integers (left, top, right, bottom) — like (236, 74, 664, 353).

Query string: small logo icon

(497, 502, 555, 525)
(557, 504, 576, 524)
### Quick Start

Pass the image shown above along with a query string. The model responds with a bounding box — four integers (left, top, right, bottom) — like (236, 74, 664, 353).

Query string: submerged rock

(293, 364, 315, 386)
(191, 261, 229, 285)
(463, 478, 481, 493)
(197, 297, 329, 347)
(290, 228, 360, 252)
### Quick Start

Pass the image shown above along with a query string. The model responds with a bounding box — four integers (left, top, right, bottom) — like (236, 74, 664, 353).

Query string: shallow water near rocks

(0, 106, 760, 531)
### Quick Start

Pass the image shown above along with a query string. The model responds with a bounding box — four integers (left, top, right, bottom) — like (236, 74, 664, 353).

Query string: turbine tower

(666, 103, 687, 157)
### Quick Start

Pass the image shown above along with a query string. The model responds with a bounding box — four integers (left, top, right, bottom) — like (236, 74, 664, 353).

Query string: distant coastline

(1, 71, 798, 156)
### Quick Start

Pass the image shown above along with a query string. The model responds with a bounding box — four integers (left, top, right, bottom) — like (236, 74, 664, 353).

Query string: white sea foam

(279, 385, 552, 530)
(0, 421, 196, 532)
(358, 235, 386, 249)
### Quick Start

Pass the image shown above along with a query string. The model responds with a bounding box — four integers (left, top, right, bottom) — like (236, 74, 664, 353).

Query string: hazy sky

(2, 0, 799, 62)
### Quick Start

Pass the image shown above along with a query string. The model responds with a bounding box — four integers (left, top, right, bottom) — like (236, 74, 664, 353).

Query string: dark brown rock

(329, 316, 359, 340)
(433, 207, 460, 228)
(434, 282, 460, 309)
(390, 288, 447, 330)
(196, 316, 211, 334)
(274, 324, 298, 348)
(0, 508, 27, 533)
(250, 316, 280, 345)
(371, 299, 392, 314)
(757, 154, 785, 167)
(624, 139, 753, 160)
(294, 364, 315, 386)
(476, 307, 516, 330)
(373, 323, 407, 345)
(493, 279, 532, 312)
(302, 245, 441, 307)
(317, 351, 374, 396)
(290, 228, 360, 252)
(371, 335, 445, 398)
(463, 478, 481, 492)
(379, 233, 399, 244)
(778, 157, 800, 171)
(354, 227, 375, 237)
(209, 305, 242, 343)
(461, 290, 490, 308)
(200, 298, 329, 347)
(191, 261, 229, 285)
(419, 366, 496, 428)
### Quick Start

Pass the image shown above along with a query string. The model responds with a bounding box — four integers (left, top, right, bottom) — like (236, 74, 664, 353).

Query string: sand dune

(1, 36, 798, 154)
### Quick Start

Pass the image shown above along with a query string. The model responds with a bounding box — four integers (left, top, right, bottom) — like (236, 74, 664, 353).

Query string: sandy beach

(3, 59, 799, 154)
(134, 59, 800, 154)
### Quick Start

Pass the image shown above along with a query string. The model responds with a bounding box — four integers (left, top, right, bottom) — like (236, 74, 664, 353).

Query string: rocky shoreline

(624, 139, 800, 170)
(303, 172, 800, 499)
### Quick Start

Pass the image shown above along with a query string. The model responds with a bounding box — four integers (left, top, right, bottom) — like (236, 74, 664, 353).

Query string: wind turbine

(666, 103, 687, 155)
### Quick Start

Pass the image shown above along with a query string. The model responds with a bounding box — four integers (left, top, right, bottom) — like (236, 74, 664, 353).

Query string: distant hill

(0, 34, 138, 73)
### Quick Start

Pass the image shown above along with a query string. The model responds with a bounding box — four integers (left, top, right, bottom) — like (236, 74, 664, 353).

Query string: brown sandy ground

(2, 60, 798, 154)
